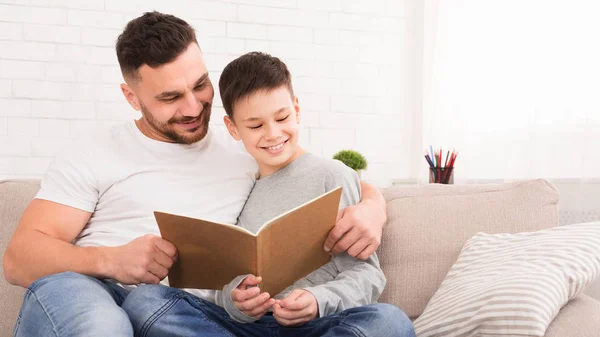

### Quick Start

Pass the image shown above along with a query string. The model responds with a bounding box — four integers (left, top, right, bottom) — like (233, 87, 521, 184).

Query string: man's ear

(120, 83, 141, 111)
(224, 115, 241, 141)
(294, 96, 300, 124)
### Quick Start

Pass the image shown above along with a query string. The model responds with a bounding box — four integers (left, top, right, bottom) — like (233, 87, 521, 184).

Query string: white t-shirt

(36, 120, 257, 250)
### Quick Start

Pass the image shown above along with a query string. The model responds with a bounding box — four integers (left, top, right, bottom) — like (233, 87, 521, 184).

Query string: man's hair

(116, 11, 197, 81)
(219, 52, 294, 118)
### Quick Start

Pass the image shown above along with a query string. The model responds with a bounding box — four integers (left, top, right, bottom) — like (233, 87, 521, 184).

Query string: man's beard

(140, 102, 212, 145)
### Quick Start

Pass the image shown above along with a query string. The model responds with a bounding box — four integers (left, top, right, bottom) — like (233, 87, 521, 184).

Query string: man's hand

(323, 182, 386, 260)
(273, 289, 318, 326)
(232, 275, 275, 319)
(104, 234, 178, 285)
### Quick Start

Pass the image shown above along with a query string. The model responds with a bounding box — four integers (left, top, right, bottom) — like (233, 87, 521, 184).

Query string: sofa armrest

(545, 294, 600, 337)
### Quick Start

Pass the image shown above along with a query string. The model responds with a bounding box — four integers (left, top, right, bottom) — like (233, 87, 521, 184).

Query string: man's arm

(3, 199, 177, 288)
(323, 181, 386, 260)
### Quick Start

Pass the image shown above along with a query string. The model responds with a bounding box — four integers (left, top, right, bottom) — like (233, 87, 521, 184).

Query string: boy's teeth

(268, 143, 284, 151)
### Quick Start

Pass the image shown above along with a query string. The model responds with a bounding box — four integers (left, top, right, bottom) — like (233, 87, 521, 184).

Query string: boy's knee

(121, 284, 185, 323)
(372, 303, 415, 337)
(125, 284, 182, 304)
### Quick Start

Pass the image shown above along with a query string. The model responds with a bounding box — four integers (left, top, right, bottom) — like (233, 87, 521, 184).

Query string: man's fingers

(330, 226, 362, 255)
(335, 208, 344, 223)
(153, 250, 175, 269)
(324, 214, 352, 252)
(346, 237, 372, 259)
(139, 270, 161, 284)
(356, 243, 378, 260)
(147, 261, 168, 281)
(152, 236, 178, 261)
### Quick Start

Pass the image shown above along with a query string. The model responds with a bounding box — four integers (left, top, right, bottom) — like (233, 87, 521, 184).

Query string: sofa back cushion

(0, 180, 41, 335)
(377, 179, 559, 319)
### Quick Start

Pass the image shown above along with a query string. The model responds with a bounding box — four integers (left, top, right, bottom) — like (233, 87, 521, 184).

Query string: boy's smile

(262, 139, 289, 154)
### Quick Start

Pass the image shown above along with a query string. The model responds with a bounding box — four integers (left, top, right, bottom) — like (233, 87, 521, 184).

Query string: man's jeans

(14, 272, 416, 337)
(14, 271, 132, 337)
(121, 284, 416, 337)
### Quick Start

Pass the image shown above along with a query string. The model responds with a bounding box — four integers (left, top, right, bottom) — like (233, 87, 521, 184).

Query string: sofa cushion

(0, 179, 41, 336)
(545, 294, 600, 337)
(377, 179, 559, 319)
(412, 221, 600, 337)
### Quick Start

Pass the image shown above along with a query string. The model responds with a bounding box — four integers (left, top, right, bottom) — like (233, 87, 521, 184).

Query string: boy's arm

(324, 182, 386, 260)
(302, 253, 386, 318)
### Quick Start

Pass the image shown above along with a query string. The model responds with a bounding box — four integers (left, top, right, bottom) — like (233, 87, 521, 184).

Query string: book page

(256, 187, 342, 296)
(155, 211, 257, 290)
(256, 187, 343, 235)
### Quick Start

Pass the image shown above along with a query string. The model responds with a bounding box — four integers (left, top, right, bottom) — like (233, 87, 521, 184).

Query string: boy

(212, 51, 416, 336)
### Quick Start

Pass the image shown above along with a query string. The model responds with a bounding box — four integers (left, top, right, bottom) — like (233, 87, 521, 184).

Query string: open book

(154, 187, 342, 296)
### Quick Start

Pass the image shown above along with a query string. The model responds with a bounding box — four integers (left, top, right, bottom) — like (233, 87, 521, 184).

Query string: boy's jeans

(15, 272, 416, 337)
(123, 284, 415, 337)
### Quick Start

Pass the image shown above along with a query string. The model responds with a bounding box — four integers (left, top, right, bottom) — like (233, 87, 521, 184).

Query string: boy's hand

(273, 289, 318, 326)
(232, 275, 275, 319)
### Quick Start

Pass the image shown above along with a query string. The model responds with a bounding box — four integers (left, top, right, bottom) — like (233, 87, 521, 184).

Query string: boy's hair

(219, 52, 294, 118)
(116, 11, 197, 81)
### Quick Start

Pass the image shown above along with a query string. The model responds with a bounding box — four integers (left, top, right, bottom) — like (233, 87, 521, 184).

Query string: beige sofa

(1, 179, 599, 336)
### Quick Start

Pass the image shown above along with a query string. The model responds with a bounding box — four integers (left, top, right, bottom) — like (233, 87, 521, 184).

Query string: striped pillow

(413, 221, 600, 337)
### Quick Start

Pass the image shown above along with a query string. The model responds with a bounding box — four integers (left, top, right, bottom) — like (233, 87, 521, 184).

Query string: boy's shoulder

(300, 153, 354, 172)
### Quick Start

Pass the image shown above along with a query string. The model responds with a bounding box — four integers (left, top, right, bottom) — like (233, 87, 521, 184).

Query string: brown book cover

(154, 187, 342, 296)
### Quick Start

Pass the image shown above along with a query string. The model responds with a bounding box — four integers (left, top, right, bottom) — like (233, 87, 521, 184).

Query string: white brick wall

(0, 0, 413, 186)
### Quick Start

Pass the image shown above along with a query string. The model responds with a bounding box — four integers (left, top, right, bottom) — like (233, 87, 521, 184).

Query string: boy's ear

(224, 116, 241, 141)
(120, 83, 141, 111)
(293, 96, 300, 124)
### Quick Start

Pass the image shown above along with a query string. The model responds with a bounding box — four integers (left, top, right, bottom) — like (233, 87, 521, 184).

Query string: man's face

(224, 86, 302, 177)
(121, 43, 214, 144)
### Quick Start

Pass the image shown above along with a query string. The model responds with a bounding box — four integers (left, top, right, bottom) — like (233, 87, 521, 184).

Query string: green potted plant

(332, 150, 367, 178)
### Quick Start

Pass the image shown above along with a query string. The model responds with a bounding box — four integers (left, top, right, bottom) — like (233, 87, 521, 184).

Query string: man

(3, 11, 389, 336)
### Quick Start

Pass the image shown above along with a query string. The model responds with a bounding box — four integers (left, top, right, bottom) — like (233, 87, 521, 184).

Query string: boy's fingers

(285, 293, 313, 311)
(239, 292, 270, 311)
(280, 289, 305, 308)
(240, 275, 261, 287)
(273, 305, 312, 325)
(249, 298, 276, 317)
(232, 286, 260, 302)
(276, 316, 311, 327)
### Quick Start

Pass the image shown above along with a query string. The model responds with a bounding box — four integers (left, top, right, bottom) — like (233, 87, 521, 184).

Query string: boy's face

(120, 43, 214, 144)
(224, 86, 302, 177)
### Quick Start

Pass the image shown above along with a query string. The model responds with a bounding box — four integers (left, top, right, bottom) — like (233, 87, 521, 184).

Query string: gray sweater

(214, 153, 386, 323)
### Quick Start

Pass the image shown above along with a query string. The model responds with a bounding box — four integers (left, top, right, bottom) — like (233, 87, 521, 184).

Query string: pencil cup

(429, 167, 454, 184)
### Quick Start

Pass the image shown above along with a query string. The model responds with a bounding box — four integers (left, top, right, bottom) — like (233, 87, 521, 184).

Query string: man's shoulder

(209, 126, 253, 158)
(206, 126, 258, 172)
